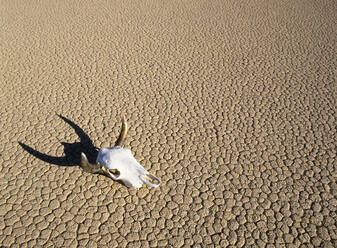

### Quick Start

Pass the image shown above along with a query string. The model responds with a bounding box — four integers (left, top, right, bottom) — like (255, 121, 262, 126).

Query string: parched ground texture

(0, 0, 336, 247)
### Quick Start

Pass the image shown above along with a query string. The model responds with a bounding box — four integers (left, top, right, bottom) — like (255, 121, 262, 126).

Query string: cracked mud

(0, 0, 336, 247)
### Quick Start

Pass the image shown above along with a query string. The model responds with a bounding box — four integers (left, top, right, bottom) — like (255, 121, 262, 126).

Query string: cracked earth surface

(1, 0, 336, 247)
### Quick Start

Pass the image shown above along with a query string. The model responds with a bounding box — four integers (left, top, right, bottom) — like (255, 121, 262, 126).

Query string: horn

(80, 152, 90, 171)
(80, 153, 101, 173)
(115, 116, 128, 147)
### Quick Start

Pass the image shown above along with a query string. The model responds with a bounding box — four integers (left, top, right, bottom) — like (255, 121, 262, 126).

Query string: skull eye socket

(109, 169, 120, 177)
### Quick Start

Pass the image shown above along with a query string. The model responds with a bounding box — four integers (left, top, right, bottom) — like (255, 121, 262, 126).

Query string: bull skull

(80, 117, 160, 188)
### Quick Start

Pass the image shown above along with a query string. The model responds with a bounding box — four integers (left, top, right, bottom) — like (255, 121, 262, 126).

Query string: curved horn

(115, 116, 128, 147)
(80, 153, 101, 173)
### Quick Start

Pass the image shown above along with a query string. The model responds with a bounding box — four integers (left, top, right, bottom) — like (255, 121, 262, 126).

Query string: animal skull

(80, 117, 160, 188)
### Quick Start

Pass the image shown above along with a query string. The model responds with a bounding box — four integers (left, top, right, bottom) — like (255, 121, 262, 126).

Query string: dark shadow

(19, 114, 98, 167)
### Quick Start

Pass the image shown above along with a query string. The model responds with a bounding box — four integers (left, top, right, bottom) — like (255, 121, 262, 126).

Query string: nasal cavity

(143, 174, 160, 185)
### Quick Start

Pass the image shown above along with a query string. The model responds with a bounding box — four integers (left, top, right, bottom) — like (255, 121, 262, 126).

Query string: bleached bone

(81, 117, 160, 188)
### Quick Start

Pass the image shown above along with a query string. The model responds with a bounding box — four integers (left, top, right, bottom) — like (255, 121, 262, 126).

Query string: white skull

(80, 117, 160, 189)
(96, 147, 160, 188)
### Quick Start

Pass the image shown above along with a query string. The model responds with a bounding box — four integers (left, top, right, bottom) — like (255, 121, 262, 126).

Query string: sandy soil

(1, 0, 336, 247)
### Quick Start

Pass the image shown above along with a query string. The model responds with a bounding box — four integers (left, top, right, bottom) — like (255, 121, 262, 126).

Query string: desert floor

(1, 0, 336, 247)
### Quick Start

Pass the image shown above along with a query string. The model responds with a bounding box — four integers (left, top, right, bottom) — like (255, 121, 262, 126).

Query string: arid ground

(1, 0, 336, 247)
